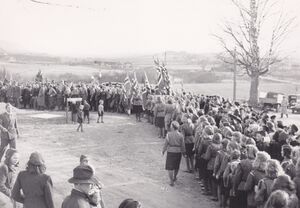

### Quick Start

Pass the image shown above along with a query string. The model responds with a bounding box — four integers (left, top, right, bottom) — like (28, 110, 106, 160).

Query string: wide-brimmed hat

(68, 165, 103, 187)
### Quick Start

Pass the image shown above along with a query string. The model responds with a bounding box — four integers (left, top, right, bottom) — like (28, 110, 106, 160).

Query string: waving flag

(144, 71, 151, 90)
(123, 73, 131, 96)
(153, 58, 171, 94)
(131, 72, 138, 94)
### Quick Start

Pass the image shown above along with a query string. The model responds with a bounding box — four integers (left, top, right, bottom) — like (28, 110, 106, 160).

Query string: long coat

(12, 170, 55, 208)
(37, 86, 46, 107)
(62, 189, 91, 208)
(0, 163, 16, 197)
(0, 112, 18, 140)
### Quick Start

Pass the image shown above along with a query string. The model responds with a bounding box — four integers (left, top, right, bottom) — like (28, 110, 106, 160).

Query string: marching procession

(1, 65, 300, 208)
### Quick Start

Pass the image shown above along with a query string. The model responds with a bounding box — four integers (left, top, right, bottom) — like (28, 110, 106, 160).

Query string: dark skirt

(132, 105, 143, 114)
(155, 117, 165, 128)
(185, 143, 195, 157)
(165, 152, 182, 170)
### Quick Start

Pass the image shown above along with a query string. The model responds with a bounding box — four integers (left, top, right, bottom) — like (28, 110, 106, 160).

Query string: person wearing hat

(0, 149, 19, 207)
(62, 165, 105, 208)
(162, 121, 186, 186)
(77, 104, 84, 132)
(12, 152, 54, 208)
(0, 103, 19, 162)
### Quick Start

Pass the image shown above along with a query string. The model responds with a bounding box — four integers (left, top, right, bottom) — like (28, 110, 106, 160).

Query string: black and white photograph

(0, 0, 300, 207)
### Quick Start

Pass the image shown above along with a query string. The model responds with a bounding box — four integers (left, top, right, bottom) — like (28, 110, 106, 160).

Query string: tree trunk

(249, 74, 259, 106)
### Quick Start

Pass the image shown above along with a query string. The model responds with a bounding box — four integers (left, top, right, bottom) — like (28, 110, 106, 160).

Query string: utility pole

(164, 51, 167, 65)
(233, 48, 237, 101)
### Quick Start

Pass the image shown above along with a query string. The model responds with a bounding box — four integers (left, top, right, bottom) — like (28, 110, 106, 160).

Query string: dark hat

(68, 165, 102, 186)
(277, 121, 286, 129)
(291, 124, 298, 133)
(29, 152, 45, 166)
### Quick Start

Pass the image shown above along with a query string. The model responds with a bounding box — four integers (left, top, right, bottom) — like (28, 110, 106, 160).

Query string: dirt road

(5, 110, 218, 208)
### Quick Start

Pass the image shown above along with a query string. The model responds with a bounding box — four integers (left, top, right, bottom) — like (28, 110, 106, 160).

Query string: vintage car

(291, 101, 300, 114)
(259, 92, 284, 112)
(288, 94, 300, 108)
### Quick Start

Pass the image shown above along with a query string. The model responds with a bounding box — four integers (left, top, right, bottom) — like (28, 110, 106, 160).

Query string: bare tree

(215, 0, 295, 105)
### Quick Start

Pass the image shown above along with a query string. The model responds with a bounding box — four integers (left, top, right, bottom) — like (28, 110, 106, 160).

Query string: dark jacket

(62, 189, 91, 208)
(244, 169, 266, 207)
(233, 158, 254, 192)
(12, 170, 54, 208)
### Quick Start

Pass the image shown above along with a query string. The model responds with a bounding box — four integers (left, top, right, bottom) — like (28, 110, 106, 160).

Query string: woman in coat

(0, 149, 19, 207)
(232, 144, 258, 208)
(154, 96, 166, 138)
(180, 117, 195, 173)
(12, 152, 54, 208)
(162, 121, 186, 186)
(271, 174, 298, 208)
(255, 159, 285, 208)
(244, 151, 270, 208)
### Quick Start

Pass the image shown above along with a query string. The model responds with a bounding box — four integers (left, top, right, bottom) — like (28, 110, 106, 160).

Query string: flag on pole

(144, 71, 151, 90)
(154, 59, 163, 87)
(131, 72, 138, 94)
(123, 73, 131, 96)
(153, 58, 171, 94)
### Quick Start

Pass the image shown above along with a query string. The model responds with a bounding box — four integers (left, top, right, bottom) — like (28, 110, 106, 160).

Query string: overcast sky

(0, 0, 299, 58)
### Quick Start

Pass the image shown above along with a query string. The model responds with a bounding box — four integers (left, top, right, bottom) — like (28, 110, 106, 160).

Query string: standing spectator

(37, 83, 46, 110)
(62, 165, 105, 208)
(281, 96, 288, 118)
(264, 190, 289, 208)
(281, 145, 294, 179)
(232, 145, 258, 208)
(255, 159, 285, 207)
(0, 103, 19, 162)
(0, 149, 19, 207)
(162, 121, 186, 186)
(213, 138, 230, 207)
(77, 105, 84, 132)
(0, 82, 7, 102)
(244, 151, 270, 208)
(293, 158, 300, 201)
(271, 174, 298, 208)
(83, 100, 91, 124)
(164, 98, 176, 132)
(132, 93, 143, 122)
(70, 101, 79, 124)
(223, 149, 241, 208)
(21, 84, 32, 109)
(12, 152, 54, 208)
(205, 133, 222, 201)
(80, 155, 89, 166)
(78, 155, 105, 208)
(97, 100, 104, 123)
(154, 96, 166, 138)
(181, 117, 195, 173)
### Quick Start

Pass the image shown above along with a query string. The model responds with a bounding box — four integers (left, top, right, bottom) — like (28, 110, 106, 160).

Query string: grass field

(173, 80, 298, 101)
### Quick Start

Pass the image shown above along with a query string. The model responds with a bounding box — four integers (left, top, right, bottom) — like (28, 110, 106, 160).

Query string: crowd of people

(154, 93, 300, 208)
(1, 78, 300, 208)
